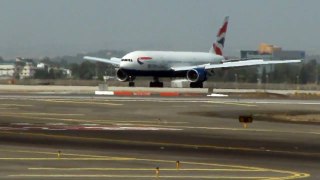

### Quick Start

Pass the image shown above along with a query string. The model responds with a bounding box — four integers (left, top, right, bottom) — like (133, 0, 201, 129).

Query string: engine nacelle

(116, 69, 129, 82)
(186, 68, 207, 82)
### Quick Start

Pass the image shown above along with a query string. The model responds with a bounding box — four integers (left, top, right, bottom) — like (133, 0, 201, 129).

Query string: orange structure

(258, 43, 282, 54)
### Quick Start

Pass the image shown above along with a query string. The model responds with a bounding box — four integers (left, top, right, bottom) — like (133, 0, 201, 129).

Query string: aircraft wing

(171, 59, 301, 71)
(83, 56, 121, 66)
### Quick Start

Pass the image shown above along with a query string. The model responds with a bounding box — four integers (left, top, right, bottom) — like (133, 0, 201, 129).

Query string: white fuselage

(120, 51, 225, 72)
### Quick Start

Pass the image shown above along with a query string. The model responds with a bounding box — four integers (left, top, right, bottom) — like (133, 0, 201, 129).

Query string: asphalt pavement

(0, 94, 319, 179)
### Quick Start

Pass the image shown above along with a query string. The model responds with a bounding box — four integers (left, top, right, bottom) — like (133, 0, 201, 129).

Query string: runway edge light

(176, 160, 180, 170)
(57, 150, 61, 159)
(239, 115, 253, 128)
(155, 167, 160, 177)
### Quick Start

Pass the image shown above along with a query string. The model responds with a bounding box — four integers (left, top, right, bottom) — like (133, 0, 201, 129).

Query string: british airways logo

(137, 56, 152, 65)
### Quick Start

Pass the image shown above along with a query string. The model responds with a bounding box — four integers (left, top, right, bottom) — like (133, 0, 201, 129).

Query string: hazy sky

(0, 0, 319, 59)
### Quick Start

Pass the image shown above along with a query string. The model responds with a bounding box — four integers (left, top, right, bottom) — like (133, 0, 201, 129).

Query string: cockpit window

(121, 59, 133, 62)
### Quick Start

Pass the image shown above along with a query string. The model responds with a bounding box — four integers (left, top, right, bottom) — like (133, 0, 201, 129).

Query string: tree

(69, 63, 80, 79)
(299, 65, 308, 84)
(79, 61, 96, 80)
(34, 69, 49, 79)
(299, 60, 317, 84)
(48, 69, 55, 79)
(261, 67, 267, 83)
(59, 59, 68, 68)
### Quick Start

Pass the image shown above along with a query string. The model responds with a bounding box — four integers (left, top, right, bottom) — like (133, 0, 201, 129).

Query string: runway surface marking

(0, 112, 84, 116)
(1, 131, 319, 158)
(35, 99, 123, 106)
(2, 95, 320, 105)
(100, 98, 319, 106)
(0, 103, 32, 107)
(0, 107, 18, 110)
(0, 110, 318, 134)
(151, 124, 320, 135)
(0, 123, 182, 131)
(0, 112, 187, 125)
(1, 119, 318, 135)
(0, 113, 94, 123)
(0, 113, 318, 134)
(207, 101, 257, 107)
(2, 148, 309, 179)
(36, 98, 250, 108)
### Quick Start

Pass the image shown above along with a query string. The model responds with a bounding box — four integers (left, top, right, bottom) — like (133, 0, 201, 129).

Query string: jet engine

(186, 68, 207, 82)
(116, 69, 129, 82)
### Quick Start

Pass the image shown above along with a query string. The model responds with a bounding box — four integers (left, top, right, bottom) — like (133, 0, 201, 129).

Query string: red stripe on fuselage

(138, 57, 152, 60)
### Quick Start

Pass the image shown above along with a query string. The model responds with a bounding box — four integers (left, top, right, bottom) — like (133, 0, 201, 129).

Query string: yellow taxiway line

(7, 174, 278, 179)
(0, 157, 131, 160)
(0, 149, 135, 160)
(28, 167, 262, 171)
(1, 148, 309, 179)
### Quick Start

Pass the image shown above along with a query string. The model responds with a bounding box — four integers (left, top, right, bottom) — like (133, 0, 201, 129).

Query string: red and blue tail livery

(212, 16, 229, 55)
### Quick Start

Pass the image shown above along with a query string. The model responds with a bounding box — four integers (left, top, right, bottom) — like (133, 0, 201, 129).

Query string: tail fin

(210, 16, 229, 55)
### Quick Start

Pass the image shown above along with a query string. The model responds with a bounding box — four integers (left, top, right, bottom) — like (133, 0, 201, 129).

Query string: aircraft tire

(150, 82, 164, 88)
(190, 82, 203, 88)
(129, 82, 135, 87)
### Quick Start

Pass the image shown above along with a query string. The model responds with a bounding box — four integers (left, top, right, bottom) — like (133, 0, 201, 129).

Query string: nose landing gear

(128, 76, 135, 87)
(149, 77, 164, 87)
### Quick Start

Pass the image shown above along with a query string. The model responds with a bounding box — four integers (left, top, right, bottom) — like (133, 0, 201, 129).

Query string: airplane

(84, 16, 301, 88)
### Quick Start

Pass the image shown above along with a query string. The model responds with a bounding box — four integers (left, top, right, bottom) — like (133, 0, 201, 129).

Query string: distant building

(241, 43, 305, 60)
(36, 62, 48, 69)
(19, 62, 36, 79)
(61, 68, 72, 78)
(0, 63, 15, 79)
(240, 43, 305, 83)
(241, 50, 273, 59)
(14, 57, 37, 79)
(273, 50, 305, 60)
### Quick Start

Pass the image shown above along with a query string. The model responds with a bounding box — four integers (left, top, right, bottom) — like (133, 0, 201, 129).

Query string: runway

(0, 94, 319, 179)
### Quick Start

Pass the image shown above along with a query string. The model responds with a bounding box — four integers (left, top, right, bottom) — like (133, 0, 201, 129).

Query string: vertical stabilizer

(210, 16, 229, 55)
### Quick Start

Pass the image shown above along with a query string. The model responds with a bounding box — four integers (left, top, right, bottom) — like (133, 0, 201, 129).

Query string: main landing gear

(129, 81, 135, 87)
(190, 81, 204, 88)
(150, 77, 164, 87)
